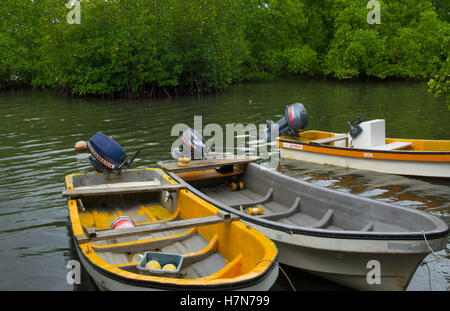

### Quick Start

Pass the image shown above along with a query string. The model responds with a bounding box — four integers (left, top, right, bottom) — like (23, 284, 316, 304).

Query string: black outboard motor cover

(347, 115, 367, 139)
(87, 133, 127, 173)
(172, 128, 209, 160)
(266, 103, 308, 140)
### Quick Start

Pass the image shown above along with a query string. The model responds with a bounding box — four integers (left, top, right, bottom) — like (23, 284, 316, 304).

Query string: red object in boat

(111, 216, 135, 230)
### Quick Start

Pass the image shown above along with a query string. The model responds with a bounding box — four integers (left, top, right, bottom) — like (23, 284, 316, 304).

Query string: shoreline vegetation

(1, 0, 448, 103)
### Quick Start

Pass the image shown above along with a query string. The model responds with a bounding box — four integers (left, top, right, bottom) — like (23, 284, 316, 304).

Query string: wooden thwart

(158, 157, 258, 173)
(177, 167, 245, 182)
(76, 211, 239, 244)
(62, 183, 185, 198)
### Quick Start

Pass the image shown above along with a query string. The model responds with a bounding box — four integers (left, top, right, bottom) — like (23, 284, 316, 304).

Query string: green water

(0, 77, 448, 290)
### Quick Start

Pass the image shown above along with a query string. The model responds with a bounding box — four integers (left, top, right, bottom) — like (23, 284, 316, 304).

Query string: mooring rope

(419, 231, 449, 291)
(256, 260, 296, 291)
(422, 231, 447, 261)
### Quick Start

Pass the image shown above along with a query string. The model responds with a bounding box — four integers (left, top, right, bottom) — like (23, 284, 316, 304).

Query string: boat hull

(279, 140, 450, 178)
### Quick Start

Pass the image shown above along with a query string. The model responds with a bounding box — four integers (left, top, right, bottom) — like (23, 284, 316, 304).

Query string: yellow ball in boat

(248, 207, 263, 215)
(178, 157, 191, 167)
(231, 181, 244, 191)
(162, 264, 177, 271)
(145, 260, 161, 270)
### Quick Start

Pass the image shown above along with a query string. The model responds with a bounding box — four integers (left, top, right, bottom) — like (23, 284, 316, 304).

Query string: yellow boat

(158, 157, 449, 291)
(277, 119, 450, 178)
(63, 168, 279, 291)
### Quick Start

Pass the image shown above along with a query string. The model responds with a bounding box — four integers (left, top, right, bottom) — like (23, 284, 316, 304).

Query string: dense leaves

(0, 0, 448, 101)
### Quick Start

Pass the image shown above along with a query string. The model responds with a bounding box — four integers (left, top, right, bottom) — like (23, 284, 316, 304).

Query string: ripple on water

(0, 83, 448, 290)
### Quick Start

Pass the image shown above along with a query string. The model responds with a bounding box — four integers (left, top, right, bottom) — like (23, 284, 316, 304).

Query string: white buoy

(74, 140, 87, 152)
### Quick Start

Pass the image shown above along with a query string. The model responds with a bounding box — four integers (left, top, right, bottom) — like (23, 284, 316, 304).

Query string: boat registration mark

(282, 142, 303, 150)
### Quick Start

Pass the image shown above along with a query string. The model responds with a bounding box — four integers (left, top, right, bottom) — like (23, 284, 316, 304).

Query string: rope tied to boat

(421, 231, 447, 261)
(256, 259, 296, 291)
(419, 231, 449, 291)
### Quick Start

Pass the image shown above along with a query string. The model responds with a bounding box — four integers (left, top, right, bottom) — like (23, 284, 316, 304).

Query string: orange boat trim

(277, 139, 450, 162)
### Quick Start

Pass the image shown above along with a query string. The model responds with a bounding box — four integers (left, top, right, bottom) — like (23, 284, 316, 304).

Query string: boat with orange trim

(62, 168, 279, 291)
(270, 106, 450, 178)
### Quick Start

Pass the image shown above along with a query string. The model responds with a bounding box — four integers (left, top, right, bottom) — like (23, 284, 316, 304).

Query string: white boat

(158, 158, 449, 291)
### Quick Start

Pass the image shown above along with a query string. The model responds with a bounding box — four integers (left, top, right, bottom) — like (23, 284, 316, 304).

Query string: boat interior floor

(200, 184, 345, 231)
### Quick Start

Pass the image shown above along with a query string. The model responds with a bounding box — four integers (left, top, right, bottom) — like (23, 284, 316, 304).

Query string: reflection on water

(0, 77, 448, 291)
(278, 158, 450, 291)
(279, 160, 450, 212)
(278, 159, 450, 213)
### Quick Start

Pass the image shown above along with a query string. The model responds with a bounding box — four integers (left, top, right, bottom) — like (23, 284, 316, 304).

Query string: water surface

(0, 78, 448, 290)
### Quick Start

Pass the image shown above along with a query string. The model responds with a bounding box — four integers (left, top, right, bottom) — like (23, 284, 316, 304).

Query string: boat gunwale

(164, 164, 449, 241)
(278, 137, 450, 157)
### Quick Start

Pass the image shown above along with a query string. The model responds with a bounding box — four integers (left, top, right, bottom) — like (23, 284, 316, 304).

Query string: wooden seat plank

(158, 157, 258, 173)
(76, 212, 239, 244)
(62, 183, 185, 198)
(369, 142, 412, 151)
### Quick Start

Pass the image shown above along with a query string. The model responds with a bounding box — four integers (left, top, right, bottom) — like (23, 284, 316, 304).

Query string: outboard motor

(171, 128, 209, 160)
(87, 132, 139, 174)
(346, 115, 367, 140)
(266, 103, 308, 141)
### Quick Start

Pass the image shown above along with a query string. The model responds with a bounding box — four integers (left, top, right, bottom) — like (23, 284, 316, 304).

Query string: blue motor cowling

(87, 133, 139, 174)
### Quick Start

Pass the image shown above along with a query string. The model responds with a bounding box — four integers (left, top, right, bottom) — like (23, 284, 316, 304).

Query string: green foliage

(0, 0, 448, 99)
(284, 45, 318, 74)
(1, 0, 249, 96)
(428, 56, 449, 107)
(0, 0, 53, 89)
(244, 0, 448, 83)
(322, 0, 448, 80)
(242, 0, 322, 78)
